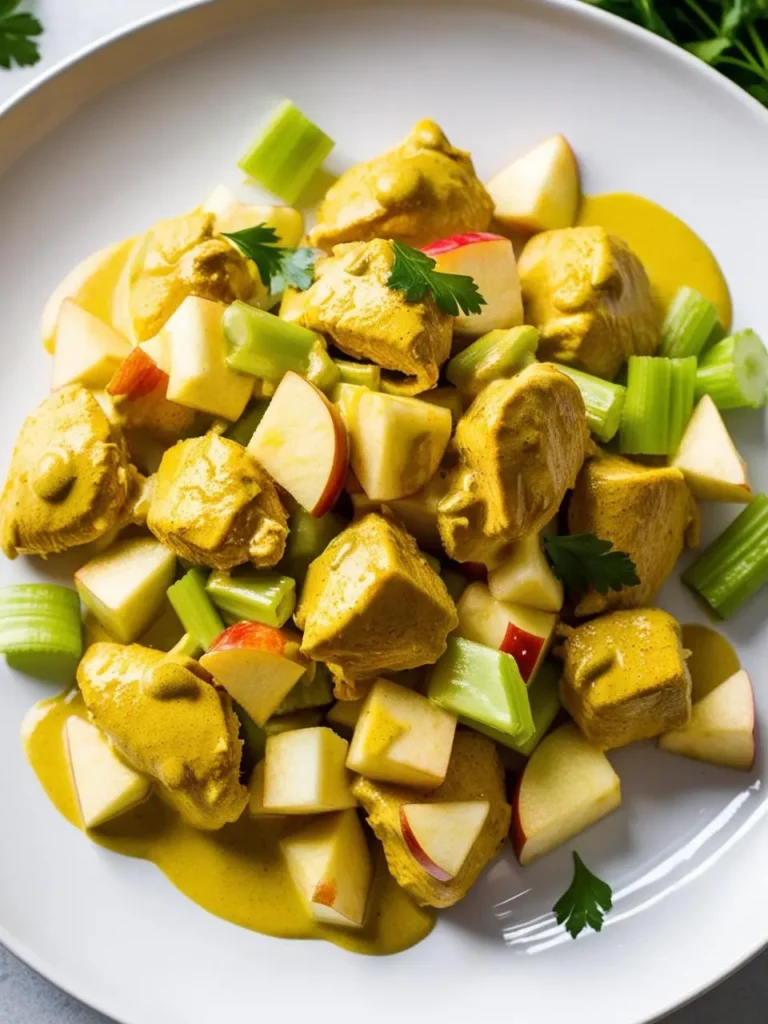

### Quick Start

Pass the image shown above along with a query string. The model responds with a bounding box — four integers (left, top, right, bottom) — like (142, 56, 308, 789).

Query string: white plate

(1, 1, 767, 1022)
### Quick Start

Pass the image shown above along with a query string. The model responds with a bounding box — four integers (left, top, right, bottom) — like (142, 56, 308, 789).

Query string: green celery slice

(167, 569, 223, 650)
(0, 584, 82, 681)
(668, 356, 697, 453)
(446, 326, 539, 397)
(555, 365, 626, 443)
(275, 663, 334, 715)
(695, 330, 768, 410)
(619, 356, 671, 455)
(660, 286, 719, 359)
(278, 505, 347, 584)
(206, 571, 296, 629)
(333, 359, 381, 390)
(225, 399, 271, 446)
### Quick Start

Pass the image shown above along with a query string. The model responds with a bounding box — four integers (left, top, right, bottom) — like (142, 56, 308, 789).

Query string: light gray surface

(0, 2, 765, 1022)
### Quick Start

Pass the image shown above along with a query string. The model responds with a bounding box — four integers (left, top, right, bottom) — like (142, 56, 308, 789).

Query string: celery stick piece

(0, 584, 82, 681)
(555, 365, 626, 443)
(168, 633, 204, 659)
(446, 326, 539, 397)
(206, 571, 296, 629)
(695, 330, 768, 410)
(238, 100, 334, 205)
(668, 357, 697, 453)
(233, 702, 267, 770)
(275, 663, 334, 715)
(333, 359, 381, 390)
(441, 567, 468, 604)
(619, 356, 671, 455)
(279, 505, 347, 584)
(682, 494, 768, 618)
(167, 569, 223, 650)
(225, 399, 270, 447)
(660, 286, 719, 358)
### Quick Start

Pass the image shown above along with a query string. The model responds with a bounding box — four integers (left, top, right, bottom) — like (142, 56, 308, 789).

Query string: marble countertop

(0, 2, 765, 1021)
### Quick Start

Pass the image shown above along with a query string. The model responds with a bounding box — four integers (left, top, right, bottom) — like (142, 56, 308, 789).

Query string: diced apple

(247, 761, 279, 817)
(512, 723, 621, 865)
(488, 533, 564, 612)
(65, 716, 150, 829)
(200, 621, 307, 726)
(51, 300, 132, 391)
(326, 699, 365, 735)
(203, 184, 304, 246)
(346, 678, 457, 789)
(422, 233, 523, 338)
(74, 537, 176, 644)
(160, 296, 253, 421)
(671, 395, 753, 503)
(353, 467, 452, 552)
(456, 582, 557, 683)
(332, 381, 367, 438)
(400, 801, 490, 882)
(682, 623, 741, 702)
(659, 669, 755, 771)
(263, 726, 357, 813)
(106, 347, 169, 399)
(348, 391, 452, 501)
(248, 370, 348, 516)
(487, 135, 580, 234)
(281, 808, 373, 928)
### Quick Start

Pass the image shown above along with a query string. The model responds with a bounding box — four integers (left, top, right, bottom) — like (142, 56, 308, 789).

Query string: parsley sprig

(553, 852, 613, 939)
(222, 225, 316, 294)
(387, 241, 487, 317)
(544, 533, 639, 595)
(0, 0, 42, 69)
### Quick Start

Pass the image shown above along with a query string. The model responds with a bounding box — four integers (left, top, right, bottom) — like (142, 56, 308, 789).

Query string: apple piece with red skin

(200, 621, 307, 726)
(399, 801, 490, 882)
(487, 135, 580, 234)
(456, 582, 557, 683)
(421, 232, 523, 338)
(107, 347, 169, 399)
(248, 370, 348, 517)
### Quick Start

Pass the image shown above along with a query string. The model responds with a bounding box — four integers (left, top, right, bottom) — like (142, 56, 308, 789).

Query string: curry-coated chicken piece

(147, 433, 287, 570)
(0, 385, 134, 559)
(78, 643, 248, 829)
(557, 608, 691, 749)
(296, 239, 452, 395)
(309, 119, 494, 250)
(568, 452, 698, 616)
(352, 730, 511, 908)
(518, 226, 658, 380)
(437, 363, 591, 566)
(295, 513, 458, 699)
(128, 210, 259, 341)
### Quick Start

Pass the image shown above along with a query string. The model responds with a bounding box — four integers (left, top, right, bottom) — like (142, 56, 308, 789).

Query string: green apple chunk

(75, 537, 176, 644)
(263, 726, 357, 813)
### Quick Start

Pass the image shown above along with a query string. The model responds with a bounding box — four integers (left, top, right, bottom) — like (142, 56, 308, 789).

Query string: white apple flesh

(65, 716, 150, 829)
(263, 726, 357, 814)
(671, 394, 753, 502)
(488, 533, 564, 613)
(399, 801, 490, 882)
(487, 134, 580, 234)
(52, 300, 132, 391)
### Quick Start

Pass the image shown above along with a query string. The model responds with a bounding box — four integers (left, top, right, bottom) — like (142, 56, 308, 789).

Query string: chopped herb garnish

(0, 0, 43, 69)
(544, 533, 639, 595)
(553, 851, 613, 939)
(222, 224, 316, 294)
(387, 241, 486, 317)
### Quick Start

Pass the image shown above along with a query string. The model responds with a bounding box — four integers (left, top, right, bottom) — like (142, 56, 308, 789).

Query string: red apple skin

(107, 348, 168, 398)
(399, 806, 453, 883)
(421, 232, 508, 258)
(310, 382, 349, 517)
(500, 623, 544, 683)
(207, 621, 299, 658)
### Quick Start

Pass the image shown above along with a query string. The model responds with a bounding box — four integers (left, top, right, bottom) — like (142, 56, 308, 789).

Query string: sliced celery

(167, 569, 223, 650)
(619, 356, 671, 455)
(0, 584, 82, 681)
(660, 286, 719, 359)
(168, 633, 204, 659)
(668, 356, 697, 453)
(225, 399, 270, 447)
(441, 567, 468, 604)
(233, 702, 267, 773)
(206, 571, 296, 629)
(695, 330, 768, 410)
(334, 359, 381, 390)
(238, 100, 334, 205)
(446, 326, 539, 397)
(556, 365, 626, 443)
(279, 504, 346, 584)
(682, 494, 768, 618)
(275, 663, 334, 715)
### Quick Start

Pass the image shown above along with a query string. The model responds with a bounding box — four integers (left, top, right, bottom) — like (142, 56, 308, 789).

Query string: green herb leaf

(544, 533, 640, 595)
(222, 225, 316, 294)
(686, 36, 733, 61)
(387, 241, 486, 317)
(0, 1, 43, 70)
(553, 852, 613, 939)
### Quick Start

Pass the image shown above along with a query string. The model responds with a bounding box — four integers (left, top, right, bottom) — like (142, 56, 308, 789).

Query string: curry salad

(2, 103, 767, 949)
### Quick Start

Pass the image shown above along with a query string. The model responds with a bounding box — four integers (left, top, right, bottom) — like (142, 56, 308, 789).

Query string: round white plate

(1, 1, 767, 1022)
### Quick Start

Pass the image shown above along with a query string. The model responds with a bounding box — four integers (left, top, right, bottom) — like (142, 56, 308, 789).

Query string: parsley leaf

(222, 225, 316, 294)
(553, 852, 613, 939)
(0, 1, 43, 70)
(544, 533, 639, 595)
(387, 241, 486, 317)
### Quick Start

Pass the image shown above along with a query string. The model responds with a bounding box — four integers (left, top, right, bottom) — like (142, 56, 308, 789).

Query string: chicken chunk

(438, 363, 591, 566)
(568, 452, 697, 616)
(518, 226, 658, 380)
(78, 642, 247, 829)
(148, 433, 287, 570)
(296, 239, 452, 395)
(557, 608, 691, 749)
(352, 729, 510, 908)
(310, 119, 494, 250)
(0, 385, 134, 558)
(294, 513, 458, 699)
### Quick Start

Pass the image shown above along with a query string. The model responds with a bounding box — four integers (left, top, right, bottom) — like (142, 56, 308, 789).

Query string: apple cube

(400, 801, 490, 882)
(487, 135, 580, 234)
(249, 371, 348, 516)
(161, 296, 253, 421)
(488, 533, 564, 612)
(74, 537, 176, 644)
(326, 698, 365, 735)
(456, 582, 557, 682)
(671, 395, 753, 503)
(281, 808, 372, 928)
(378, 467, 452, 552)
(247, 760, 278, 817)
(65, 716, 150, 829)
(682, 623, 741, 703)
(659, 669, 755, 771)
(422, 233, 523, 338)
(262, 726, 357, 813)
(200, 622, 307, 726)
(203, 184, 304, 246)
(512, 723, 621, 865)
(346, 678, 457, 789)
(51, 300, 132, 391)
